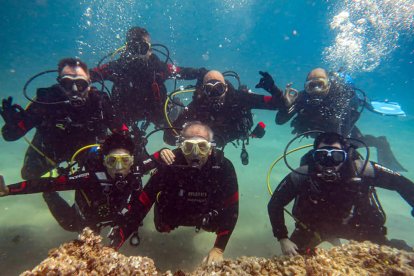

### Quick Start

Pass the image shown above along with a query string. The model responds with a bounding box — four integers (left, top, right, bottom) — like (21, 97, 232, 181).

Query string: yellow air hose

(69, 144, 100, 174)
(111, 45, 126, 59)
(23, 100, 56, 165)
(266, 143, 322, 242)
(266, 144, 313, 195)
(163, 89, 195, 136)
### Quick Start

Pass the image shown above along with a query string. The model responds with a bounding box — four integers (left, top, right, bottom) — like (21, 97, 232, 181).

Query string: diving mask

(202, 80, 227, 98)
(180, 138, 212, 156)
(305, 77, 330, 95)
(127, 40, 151, 56)
(104, 153, 134, 169)
(313, 147, 347, 167)
(58, 75, 90, 94)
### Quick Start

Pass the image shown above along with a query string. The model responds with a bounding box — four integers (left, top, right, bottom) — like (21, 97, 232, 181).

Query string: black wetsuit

(1, 85, 120, 179)
(134, 150, 239, 251)
(268, 160, 414, 251)
(91, 54, 206, 127)
(276, 77, 360, 136)
(6, 166, 147, 249)
(164, 83, 284, 147)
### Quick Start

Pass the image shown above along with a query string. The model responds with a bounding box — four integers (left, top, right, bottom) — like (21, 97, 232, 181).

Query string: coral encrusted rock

(21, 230, 414, 275)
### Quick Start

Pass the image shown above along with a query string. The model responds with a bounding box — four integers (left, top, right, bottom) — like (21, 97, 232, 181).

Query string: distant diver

(90, 26, 207, 130)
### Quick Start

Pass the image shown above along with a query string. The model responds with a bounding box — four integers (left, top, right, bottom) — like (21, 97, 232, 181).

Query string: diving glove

(0, 97, 25, 125)
(256, 71, 276, 95)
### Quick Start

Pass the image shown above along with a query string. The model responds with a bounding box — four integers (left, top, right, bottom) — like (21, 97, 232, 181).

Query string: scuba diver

(90, 26, 207, 129)
(163, 70, 284, 165)
(0, 132, 158, 250)
(0, 57, 122, 179)
(268, 132, 414, 256)
(126, 121, 239, 265)
(268, 67, 406, 171)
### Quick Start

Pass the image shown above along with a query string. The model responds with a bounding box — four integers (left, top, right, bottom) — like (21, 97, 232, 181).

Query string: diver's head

(179, 121, 214, 169)
(125, 27, 152, 62)
(57, 58, 91, 105)
(102, 133, 135, 179)
(311, 132, 348, 182)
(199, 70, 228, 109)
(305, 68, 331, 97)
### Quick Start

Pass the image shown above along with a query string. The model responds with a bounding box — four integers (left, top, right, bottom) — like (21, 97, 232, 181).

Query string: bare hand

(160, 149, 175, 165)
(284, 83, 299, 108)
(202, 247, 223, 265)
(0, 175, 9, 197)
(279, 238, 299, 256)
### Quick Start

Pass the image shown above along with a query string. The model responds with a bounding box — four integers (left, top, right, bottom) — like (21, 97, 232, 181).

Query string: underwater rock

(20, 228, 158, 275)
(193, 241, 414, 276)
(21, 229, 414, 275)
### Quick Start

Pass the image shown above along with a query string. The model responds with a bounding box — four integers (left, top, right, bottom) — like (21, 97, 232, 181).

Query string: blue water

(0, 0, 413, 273)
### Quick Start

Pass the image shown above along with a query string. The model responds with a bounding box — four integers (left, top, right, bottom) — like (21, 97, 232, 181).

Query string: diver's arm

(239, 89, 283, 110)
(133, 171, 161, 222)
(369, 162, 414, 208)
(4, 173, 91, 195)
(275, 92, 303, 125)
(214, 159, 239, 251)
(268, 174, 298, 240)
(108, 188, 145, 250)
(275, 104, 297, 125)
(90, 61, 118, 83)
(1, 119, 34, 141)
(168, 64, 208, 81)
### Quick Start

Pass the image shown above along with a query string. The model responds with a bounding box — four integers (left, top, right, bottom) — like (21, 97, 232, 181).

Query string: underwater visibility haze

(0, 0, 414, 273)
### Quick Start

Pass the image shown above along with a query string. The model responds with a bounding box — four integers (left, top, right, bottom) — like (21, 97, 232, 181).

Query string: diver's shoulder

(290, 166, 309, 183)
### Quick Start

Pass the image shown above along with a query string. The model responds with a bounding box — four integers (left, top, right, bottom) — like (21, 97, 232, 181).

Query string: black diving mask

(202, 80, 227, 98)
(127, 40, 151, 56)
(58, 75, 90, 94)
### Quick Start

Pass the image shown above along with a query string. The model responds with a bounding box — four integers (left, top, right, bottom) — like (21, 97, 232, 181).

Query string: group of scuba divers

(0, 26, 413, 264)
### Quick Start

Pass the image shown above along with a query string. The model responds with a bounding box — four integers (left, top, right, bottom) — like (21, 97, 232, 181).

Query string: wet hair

(58, 58, 88, 75)
(101, 132, 135, 155)
(181, 121, 214, 142)
(313, 132, 347, 149)
(126, 27, 150, 43)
